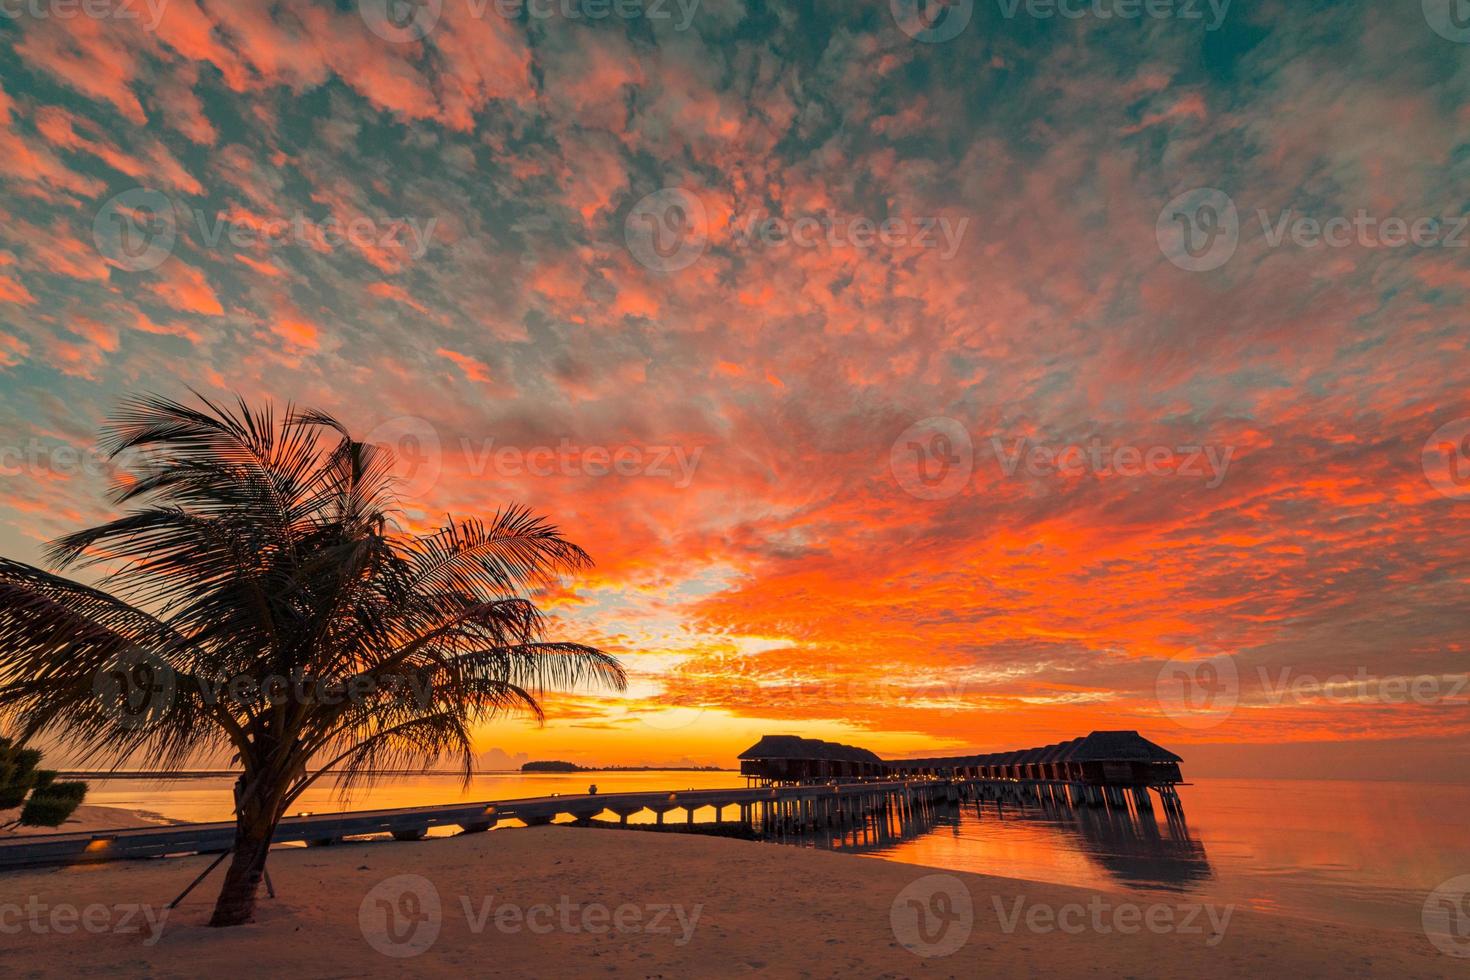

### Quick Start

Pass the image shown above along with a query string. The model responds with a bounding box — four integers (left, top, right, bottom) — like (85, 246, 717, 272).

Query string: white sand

(0, 825, 1458, 978)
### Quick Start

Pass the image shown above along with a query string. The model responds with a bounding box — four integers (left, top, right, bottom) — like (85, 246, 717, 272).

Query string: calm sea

(75, 773, 1467, 936)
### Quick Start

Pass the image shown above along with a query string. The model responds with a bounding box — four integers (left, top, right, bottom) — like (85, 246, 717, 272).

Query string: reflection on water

(67, 774, 1470, 935)
(793, 793, 1214, 892)
(1063, 803, 1213, 891)
(812, 779, 1470, 936)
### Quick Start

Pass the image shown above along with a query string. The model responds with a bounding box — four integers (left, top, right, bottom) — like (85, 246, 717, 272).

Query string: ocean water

(70, 773, 1467, 936)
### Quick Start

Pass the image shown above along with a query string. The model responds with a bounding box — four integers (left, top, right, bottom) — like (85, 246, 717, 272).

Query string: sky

(0, 0, 1468, 780)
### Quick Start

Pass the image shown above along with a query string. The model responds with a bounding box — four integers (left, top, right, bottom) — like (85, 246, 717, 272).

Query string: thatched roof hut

(747, 729, 1186, 786)
(737, 735, 884, 783)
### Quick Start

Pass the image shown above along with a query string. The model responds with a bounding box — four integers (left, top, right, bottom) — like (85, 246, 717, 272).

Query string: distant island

(520, 761, 725, 773)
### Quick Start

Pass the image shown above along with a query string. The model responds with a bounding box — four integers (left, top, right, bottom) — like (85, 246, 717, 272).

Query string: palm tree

(0, 393, 625, 926)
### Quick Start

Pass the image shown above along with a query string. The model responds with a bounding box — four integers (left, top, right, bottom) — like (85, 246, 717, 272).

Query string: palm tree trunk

(207, 810, 277, 926)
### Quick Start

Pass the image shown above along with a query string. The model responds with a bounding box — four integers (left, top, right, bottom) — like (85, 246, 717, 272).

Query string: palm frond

(0, 392, 622, 814)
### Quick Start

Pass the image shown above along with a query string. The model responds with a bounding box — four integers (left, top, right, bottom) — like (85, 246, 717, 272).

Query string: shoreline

(0, 825, 1457, 978)
(0, 804, 182, 837)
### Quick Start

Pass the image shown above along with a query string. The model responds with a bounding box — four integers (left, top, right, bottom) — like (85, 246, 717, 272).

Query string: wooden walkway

(0, 779, 956, 871)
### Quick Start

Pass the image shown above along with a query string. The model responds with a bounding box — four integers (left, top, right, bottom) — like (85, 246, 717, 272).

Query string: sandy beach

(2, 805, 181, 837)
(0, 825, 1457, 979)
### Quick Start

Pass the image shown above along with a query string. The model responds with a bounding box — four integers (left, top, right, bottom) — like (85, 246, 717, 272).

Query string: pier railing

(0, 775, 1183, 871)
(0, 779, 955, 871)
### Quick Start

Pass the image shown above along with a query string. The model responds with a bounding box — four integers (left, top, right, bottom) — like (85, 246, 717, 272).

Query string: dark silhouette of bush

(0, 737, 88, 829)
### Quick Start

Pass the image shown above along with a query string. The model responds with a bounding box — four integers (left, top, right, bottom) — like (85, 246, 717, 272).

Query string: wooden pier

(0, 779, 961, 872)
(0, 730, 1190, 872)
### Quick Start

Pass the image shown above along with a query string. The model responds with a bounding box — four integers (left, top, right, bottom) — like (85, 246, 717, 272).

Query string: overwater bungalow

(736, 735, 886, 784)
(738, 730, 1186, 814)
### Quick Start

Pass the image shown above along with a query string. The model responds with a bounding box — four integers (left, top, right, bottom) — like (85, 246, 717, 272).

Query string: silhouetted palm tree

(0, 394, 625, 926)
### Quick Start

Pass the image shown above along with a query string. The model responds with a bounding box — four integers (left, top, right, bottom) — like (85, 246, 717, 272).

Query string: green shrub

(19, 795, 80, 828)
(44, 781, 88, 802)
(0, 738, 87, 828)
